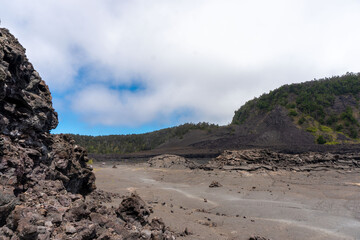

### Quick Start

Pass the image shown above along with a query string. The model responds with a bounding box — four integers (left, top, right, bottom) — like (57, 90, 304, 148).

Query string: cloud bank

(1, 0, 360, 129)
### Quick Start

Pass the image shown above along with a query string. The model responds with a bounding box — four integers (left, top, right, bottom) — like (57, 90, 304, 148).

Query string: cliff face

(0, 29, 58, 136)
(0, 28, 174, 239)
(0, 28, 95, 195)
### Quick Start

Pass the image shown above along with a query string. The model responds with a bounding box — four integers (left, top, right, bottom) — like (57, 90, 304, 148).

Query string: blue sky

(1, 0, 360, 135)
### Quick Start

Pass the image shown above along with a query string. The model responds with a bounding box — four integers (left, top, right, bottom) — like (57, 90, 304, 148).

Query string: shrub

(341, 107, 357, 124)
(349, 127, 358, 139)
(326, 115, 338, 125)
(320, 125, 332, 132)
(298, 116, 306, 125)
(317, 135, 327, 144)
(287, 103, 296, 109)
(335, 124, 343, 131)
(306, 126, 317, 133)
(289, 109, 298, 117)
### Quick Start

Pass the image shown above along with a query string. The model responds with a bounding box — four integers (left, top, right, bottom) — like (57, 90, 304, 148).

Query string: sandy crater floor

(94, 164, 360, 240)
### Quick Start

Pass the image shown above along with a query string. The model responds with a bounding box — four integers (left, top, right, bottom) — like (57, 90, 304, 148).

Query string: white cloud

(1, 0, 360, 127)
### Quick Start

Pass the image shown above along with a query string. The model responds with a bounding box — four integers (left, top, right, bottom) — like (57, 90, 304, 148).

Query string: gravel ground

(94, 163, 360, 240)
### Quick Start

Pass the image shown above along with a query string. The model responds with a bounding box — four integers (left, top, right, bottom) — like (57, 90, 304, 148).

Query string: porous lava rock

(0, 28, 57, 137)
(209, 181, 222, 188)
(249, 236, 272, 240)
(116, 193, 150, 226)
(0, 28, 175, 239)
(208, 149, 360, 171)
(148, 154, 197, 169)
(0, 28, 95, 195)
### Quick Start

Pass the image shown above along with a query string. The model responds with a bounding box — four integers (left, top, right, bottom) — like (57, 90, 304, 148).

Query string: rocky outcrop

(0, 27, 95, 195)
(148, 154, 197, 169)
(0, 28, 57, 137)
(208, 149, 360, 171)
(0, 28, 175, 239)
(0, 181, 174, 239)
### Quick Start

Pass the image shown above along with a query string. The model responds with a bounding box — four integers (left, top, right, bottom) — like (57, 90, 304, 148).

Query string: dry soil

(94, 163, 360, 240)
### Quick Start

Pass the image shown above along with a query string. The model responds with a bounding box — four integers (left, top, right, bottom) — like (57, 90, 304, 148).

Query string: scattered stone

(180, 227, 191, 236)
(65, 223, 76, 234)
(209, 181, 222, 188)
(196, 220, 217, 227)
(249, 236, 272, 240)
(195, 208, 210, 213)
(141, 229, 152, 239)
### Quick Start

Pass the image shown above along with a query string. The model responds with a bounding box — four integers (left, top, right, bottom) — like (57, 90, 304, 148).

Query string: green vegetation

(232, 72, 360, 143)
(341, 107, 357, 124)
(86, 159, 94, 165)
(335, 124, 343, 131)
(306, 126, 317, 133)
(316, 135, 327, 144)
(298, 116, 306, 125)
(70, 122, 218, 154)
(288, 109, 298, 117)
(319, 125, 332, 133)
(325, 141, 340, 145)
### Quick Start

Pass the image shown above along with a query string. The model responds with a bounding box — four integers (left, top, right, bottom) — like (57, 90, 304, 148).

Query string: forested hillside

(232, 72, 360, 144)
(69, 122, 219, 154)
(71, 73, 360, 154)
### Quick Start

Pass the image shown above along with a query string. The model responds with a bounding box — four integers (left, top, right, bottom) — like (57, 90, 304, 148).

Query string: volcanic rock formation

(148, 154, 198, 169)
(0, 28, 174, 239)
(208, 149, 360, 172)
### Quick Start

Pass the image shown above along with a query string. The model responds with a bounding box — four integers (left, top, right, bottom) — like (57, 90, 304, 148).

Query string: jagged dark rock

(0, 28, 92, 195)
(116, 193, 150, 226)
(148, 154, 198, 169)
(208, 149, 360, 171)
(209, 181, 222, 188)
(0, 28, 175, 239)
(0, 189, 18, 226)
(249, 236, 272, 240)
(0, 28, 58, 137)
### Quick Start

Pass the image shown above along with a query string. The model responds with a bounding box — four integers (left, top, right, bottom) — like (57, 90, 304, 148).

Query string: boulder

(116, 193, 150, 226)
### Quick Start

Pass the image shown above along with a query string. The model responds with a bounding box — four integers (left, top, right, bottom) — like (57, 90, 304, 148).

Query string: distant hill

(69, 122, 219, 154)
(232, 72, 360, 144)
(70, 73, 360, 155)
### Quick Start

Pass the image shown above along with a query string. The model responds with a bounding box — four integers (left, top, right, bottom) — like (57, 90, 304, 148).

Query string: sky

(1, 0, 360, 136)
